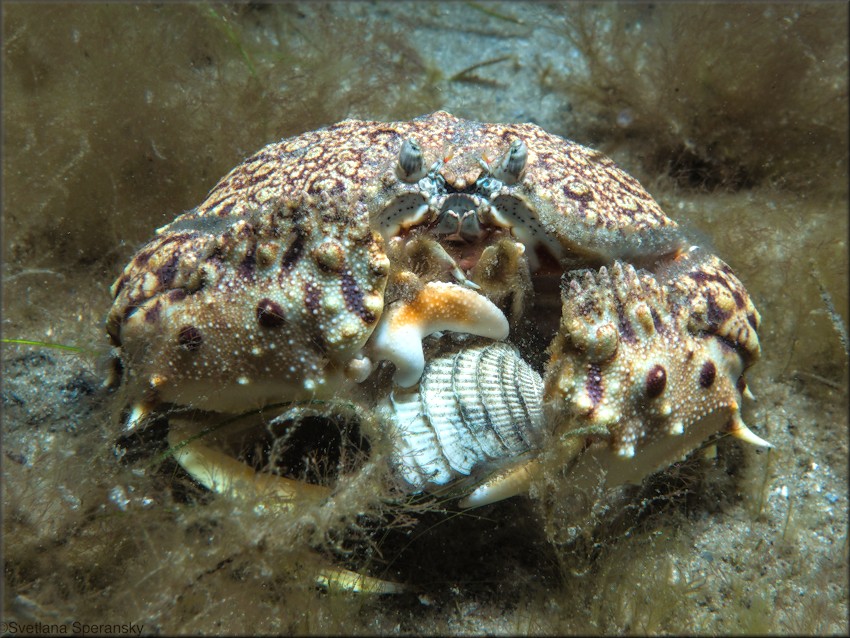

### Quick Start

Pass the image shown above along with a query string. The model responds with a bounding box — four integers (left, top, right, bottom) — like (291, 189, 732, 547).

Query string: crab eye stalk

(497, 139, 527, 184)
(397, 138, 425, 181)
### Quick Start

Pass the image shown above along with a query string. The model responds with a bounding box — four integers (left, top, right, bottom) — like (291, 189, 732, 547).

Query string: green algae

(546, 3, 848, 195)
(2, 2, 440, 272)
(3, 2, 847, 635)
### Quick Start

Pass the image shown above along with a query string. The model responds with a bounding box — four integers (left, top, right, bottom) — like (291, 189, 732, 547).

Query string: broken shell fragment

(379, 342, 545, 492)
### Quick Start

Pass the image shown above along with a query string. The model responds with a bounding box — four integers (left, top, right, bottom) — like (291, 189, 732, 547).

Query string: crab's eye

(397, 138, 424, 181)
(497, 139, 527, 184)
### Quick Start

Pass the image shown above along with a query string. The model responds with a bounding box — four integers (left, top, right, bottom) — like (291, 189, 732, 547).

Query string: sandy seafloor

(2, 2, 848, 635)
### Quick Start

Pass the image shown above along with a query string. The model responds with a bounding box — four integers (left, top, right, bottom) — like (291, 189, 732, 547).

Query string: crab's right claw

(166, 421, 408, 594)
(459, 458, 541, 509)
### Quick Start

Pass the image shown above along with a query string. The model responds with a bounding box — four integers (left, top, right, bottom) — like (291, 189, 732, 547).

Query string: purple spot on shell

(616, 301, 636, 343)
(562, 183, 595, 203)
(731, 288, 745, 308)
(699, 360, 717, 388)
(650, 307, 665, 334)
(177, 325, 203, 351)
(705, 294, 729, 328)
(134, 249, 154, 269)
(586, 363, 604, 406)
(645, 364, 667, 398)
(155, 253, 180, 287)
(281, 232, 305, 272)
(340, 270, 376, 324)
(238, 249, 256, 279)
(168, 289, 187, 302)
(144, 302, 161, 324)
(217, 202, 235, 216)
(304, 281, 321, 315)
(256, 298, 286, 328)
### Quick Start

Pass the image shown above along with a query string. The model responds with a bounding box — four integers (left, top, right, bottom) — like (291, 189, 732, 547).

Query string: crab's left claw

(370, 281, 509, 387)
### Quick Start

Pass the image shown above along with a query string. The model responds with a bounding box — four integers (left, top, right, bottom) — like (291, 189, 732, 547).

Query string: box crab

(106, 111, 769, 592)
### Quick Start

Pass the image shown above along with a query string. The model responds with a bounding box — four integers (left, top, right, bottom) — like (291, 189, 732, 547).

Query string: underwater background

(2, 2, 847, 634)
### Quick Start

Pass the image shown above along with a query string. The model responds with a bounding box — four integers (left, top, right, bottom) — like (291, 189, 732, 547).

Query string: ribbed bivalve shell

(382, 342, 545, 493)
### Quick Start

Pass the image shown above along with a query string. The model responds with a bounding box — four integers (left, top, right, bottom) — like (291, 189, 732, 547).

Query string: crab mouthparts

(434, 194, 486, 242)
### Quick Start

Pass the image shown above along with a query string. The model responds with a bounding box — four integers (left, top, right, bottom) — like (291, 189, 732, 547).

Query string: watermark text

(1, 621, 145, 636)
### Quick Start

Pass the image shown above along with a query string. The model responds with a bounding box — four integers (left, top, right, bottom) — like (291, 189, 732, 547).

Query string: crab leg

(459, 429, 591, 508)
(315, 566, 407, 595)
(166, 420, 407, 594)
(167, 419, 330, 507)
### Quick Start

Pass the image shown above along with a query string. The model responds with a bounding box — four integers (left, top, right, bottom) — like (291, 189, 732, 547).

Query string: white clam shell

(380, 342, 545, 493)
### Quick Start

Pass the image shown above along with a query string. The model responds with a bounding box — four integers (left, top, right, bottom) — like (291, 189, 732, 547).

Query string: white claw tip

(125, 403, 150, 432)
(459, 461, 535, 508)
(370, 281, 509, 387)
(729, 417, 772, 448)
